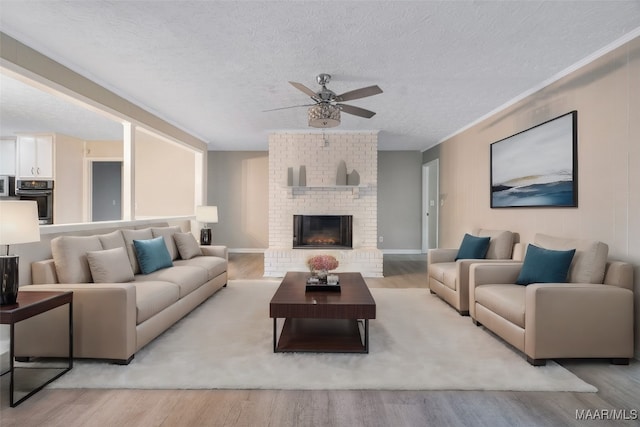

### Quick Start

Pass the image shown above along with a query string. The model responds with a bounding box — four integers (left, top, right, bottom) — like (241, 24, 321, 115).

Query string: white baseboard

(381, 249, 424, 255)
(229, 248, 424, 255)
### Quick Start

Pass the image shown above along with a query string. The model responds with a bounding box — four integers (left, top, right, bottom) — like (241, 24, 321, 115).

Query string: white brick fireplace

(264, 131, 383, 277)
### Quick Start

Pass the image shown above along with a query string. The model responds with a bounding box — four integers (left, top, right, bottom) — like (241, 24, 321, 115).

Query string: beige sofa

(428, 229, 521, 315)
(469, 234, 634, 365)
(16, 225, 227, 364)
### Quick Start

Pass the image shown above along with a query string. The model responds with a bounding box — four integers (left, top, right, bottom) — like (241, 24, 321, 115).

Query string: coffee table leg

(364, 319, 369, 353)
(273, 318, 277, 352)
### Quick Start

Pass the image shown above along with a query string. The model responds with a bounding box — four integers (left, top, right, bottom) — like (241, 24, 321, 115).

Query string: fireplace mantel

(266, 132, 383, 277)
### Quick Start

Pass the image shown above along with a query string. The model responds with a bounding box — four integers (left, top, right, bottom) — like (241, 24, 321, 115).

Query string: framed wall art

(490, 111, 578, 208)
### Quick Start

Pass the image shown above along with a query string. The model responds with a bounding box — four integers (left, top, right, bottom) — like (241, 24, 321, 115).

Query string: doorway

(422, 159, 439, 252)
(91, 161, 122, 221)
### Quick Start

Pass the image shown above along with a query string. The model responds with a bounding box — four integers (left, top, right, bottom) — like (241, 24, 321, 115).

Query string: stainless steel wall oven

(16, 180, 54, 224)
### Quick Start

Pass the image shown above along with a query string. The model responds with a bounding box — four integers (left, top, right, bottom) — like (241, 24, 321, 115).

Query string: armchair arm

(201, 245, 228, 261)
(427, 248, 458, 265)
(16, 283, 137, 362)
(524, 283, 634, 359)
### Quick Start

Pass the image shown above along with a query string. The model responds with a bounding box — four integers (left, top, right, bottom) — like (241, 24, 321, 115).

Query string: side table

(0, 291, 73, 407)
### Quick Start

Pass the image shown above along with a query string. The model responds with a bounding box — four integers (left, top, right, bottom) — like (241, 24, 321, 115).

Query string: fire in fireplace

(293, 215, 353, 249)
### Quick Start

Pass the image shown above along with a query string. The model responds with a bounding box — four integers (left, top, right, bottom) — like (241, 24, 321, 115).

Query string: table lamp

(0, 201, 40, 305)
(196, 205, 218, 246)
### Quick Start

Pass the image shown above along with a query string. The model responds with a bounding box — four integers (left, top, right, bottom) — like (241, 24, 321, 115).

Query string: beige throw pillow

(151, 226, 181, 260)
(51, 235, 103, 284)
(121, 228, 153, 274)
(86, 247, 135, 283)
(174, 232, 203, 260)
(97, 230, 127, 250)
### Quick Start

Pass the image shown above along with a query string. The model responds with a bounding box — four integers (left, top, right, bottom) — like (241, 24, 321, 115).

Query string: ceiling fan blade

(335, 85, 383, 102)
(337, 104, 376, 119)
(262, 103, 316, 113)
(289, 81, 318, 98)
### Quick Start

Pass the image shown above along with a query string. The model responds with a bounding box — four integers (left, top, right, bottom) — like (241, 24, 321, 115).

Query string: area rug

(49, 280, 596, 392)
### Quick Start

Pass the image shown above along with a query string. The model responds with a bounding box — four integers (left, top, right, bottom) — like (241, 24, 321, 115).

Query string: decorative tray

(305, 283, 341, 292)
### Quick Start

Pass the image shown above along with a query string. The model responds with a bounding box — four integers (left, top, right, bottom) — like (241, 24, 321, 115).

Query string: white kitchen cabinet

(17, 134, 54, 179)
(0, 138, 16, 175)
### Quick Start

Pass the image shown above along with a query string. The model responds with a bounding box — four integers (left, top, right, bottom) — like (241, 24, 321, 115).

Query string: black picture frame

(490, 111, 578, 208)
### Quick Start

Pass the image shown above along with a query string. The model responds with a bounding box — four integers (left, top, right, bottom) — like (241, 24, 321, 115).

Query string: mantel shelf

(283, 184, 370, 199)
(284, 184, 370, 189)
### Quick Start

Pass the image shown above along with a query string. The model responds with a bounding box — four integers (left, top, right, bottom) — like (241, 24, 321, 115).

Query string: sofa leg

(611, 358, 630, 365)
(472, 319, 482, 327)
(459, 310, 469, 316)
(429, 289, 435, 295)
(527, 357, 546, 366)
(223, 283, 227, 287)
(15, 357, 31, 363)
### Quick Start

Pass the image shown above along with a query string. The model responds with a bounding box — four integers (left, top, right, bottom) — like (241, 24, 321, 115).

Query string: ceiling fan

(265, 73, 383, 128)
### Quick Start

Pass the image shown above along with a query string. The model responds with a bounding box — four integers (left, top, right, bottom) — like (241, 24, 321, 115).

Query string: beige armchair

(469, 234, 634, 365)
(428, 229, 521, 315)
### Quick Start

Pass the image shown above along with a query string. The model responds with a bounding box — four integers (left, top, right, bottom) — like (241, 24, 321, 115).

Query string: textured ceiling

(1, 1, 639, 151)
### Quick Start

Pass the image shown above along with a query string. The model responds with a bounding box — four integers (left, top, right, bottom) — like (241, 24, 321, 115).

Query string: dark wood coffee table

(270, 272, 376, 353)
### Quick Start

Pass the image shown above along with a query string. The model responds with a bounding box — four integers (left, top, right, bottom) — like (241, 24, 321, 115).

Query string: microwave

(0, 175, 16, 197)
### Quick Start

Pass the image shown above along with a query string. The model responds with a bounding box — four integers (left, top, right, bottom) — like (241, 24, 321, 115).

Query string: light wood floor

(2, 254, 638, 427)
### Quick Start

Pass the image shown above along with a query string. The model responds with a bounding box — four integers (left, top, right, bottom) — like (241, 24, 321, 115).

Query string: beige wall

(433, 37, 640, 357)
(86, 140, 123, 158)
(135, 131, 196, 218)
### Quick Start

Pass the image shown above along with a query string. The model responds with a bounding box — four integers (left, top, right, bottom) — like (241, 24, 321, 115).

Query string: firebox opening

(293, 215, 353, 249)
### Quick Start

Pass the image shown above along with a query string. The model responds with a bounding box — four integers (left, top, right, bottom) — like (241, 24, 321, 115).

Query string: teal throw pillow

(133, 236, 173, 274)
(455, 233, 491, 260)
(515, 244, 576, 285)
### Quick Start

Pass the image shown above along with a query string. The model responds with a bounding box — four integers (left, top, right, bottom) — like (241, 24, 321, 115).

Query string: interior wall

(433, 37, 640, 357)
(207, 150, 426, 252)
(378, 151, 423, 251)
(135, 131, 195, 218)
(207, 151, 269, 249)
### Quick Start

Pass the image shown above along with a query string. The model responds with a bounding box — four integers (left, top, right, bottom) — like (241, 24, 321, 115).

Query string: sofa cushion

(475, 284, 526, 328)
(151, 226, 181, 260)
(174, 256, 227, 281)
(97, 230, 127, 250)
(135, 265, 207, 298)
(122, 228, 153, 274)
(428, 262, 457, 290)
(534, 234, 608, 283)
(133, 281, 180, 324)
(476, 229, 514, 260)
(456, 234, 490, 260)
(51, 235, 103, 283)
(516, 244, 576, 285)
(133, 237, 173, 274)
(174, 232, 203, 260)
(86, 247, 135, 283)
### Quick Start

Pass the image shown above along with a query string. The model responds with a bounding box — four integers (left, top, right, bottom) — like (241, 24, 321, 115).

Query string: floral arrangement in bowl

(307, 254, 339, 273)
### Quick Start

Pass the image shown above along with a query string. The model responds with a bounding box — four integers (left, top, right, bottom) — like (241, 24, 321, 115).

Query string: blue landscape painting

(491, 112, 576, 208)
(492, 179, 575, 207)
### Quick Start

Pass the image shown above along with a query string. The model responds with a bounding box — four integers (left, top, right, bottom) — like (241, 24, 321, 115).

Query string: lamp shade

(308, 104, 340, 128)
(0, 201, 40, 245)
(196, 206, 219, 224)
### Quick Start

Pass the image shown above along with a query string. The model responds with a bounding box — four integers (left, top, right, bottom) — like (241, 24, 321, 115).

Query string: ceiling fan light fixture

(308, 104, 340, 128)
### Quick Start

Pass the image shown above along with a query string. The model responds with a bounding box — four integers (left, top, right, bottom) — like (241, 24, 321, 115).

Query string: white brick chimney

(264, 131, 383, 277)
